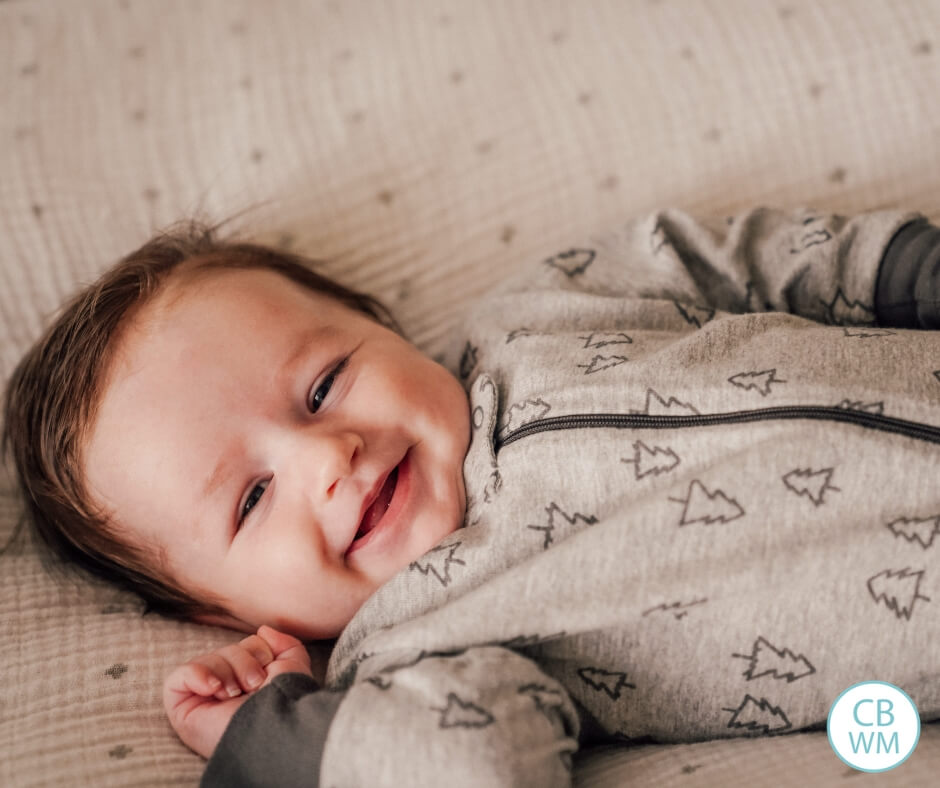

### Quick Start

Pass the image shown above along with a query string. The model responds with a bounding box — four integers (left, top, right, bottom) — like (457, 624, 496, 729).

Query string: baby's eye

(240, 479, 269, 522)
(308, 355, 350, 413)
(309, 374, 336, 413)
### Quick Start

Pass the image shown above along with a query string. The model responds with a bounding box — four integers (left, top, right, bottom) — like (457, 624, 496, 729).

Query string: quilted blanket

(1, 0, 938, 785)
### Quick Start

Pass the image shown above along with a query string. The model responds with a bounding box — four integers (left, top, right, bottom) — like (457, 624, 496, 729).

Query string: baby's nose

(297, 428, 363, 501)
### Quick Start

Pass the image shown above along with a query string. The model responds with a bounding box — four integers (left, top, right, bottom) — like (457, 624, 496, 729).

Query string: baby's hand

(163, 625, 314, 759)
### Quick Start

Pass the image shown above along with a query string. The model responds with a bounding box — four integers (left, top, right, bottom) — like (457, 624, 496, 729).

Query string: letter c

(854, 698, 874, 726)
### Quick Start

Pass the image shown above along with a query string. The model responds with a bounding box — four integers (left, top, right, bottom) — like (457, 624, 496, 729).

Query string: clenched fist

(163, 625, 314, 759)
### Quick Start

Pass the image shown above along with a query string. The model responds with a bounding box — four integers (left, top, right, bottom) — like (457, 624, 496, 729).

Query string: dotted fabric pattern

(1, 0, 939, 785)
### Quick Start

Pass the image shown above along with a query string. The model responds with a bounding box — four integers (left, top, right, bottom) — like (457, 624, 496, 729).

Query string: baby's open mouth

(353, 465, 399, 543)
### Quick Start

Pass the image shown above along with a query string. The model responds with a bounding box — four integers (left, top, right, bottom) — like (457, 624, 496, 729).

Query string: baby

(4, 207, 940, 786)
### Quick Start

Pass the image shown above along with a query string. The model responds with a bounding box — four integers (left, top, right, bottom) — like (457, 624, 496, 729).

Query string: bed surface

(2, 0, 938, 785)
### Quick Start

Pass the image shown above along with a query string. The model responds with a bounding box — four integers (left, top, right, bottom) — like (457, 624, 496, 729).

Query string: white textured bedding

(2, 0, 939, 785)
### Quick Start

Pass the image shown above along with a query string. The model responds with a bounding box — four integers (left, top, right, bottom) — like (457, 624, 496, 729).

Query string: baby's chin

(420, 477, 467, 549)
(381, 505, 463, 581)
(284, 484, 468, 641)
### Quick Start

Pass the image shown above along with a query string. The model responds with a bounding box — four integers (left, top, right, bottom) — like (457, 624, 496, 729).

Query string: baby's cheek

(438, 368, 472, 446)
(406, 368, 467, 447)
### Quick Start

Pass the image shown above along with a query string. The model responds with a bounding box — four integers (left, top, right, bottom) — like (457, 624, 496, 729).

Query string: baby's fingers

(238, 633, 275, 668)
(190, 664, 224, 696)
(163, 662, 224, 709)
(176, 654, 239, 701)
(257, 625, 313, 679)
(202, 644, 270, 699)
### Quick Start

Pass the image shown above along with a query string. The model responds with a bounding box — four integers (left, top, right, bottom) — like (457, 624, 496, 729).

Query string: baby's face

(84, 268, 470, 639)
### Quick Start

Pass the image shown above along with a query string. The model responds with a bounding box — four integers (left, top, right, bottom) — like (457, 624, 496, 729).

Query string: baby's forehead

(95, 267, 352, 427)
(109, 268, 349, 382)
(155, 264, 300, 309)
(146, 265, 349, 327)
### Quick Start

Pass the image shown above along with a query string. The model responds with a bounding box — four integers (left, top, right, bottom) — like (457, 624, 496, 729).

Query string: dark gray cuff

(201, 673, 345, 788)
(875, 219, 940, 329)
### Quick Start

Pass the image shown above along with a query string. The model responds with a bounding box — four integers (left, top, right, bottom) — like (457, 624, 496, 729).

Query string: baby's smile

(346, 448, 408, 555)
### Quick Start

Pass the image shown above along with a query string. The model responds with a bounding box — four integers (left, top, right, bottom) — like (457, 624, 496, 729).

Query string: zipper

(496, 406, 940, 450)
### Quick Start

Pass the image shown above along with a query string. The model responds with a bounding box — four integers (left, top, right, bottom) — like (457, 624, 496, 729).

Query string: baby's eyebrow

(202, 446, 240, 502)
(274, 324, 341, 391)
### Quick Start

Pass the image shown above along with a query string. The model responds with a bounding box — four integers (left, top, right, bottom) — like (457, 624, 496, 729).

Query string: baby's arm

(162, 625, 313, 760)
(201, 645, 580, 788)
(602, 207, 932, 327)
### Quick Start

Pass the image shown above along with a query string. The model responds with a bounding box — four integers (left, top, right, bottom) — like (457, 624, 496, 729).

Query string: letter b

(877, 699, 895, 726)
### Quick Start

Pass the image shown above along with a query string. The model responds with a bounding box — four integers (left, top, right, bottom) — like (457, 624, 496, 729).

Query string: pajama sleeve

(622, 207, 928, 326)
(201, 673, 343, 787)
(202, 646, 580, 788)
(875, 218, 940, 329)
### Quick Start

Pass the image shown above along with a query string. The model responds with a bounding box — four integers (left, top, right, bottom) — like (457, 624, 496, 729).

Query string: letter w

(849, 731, 874, 754)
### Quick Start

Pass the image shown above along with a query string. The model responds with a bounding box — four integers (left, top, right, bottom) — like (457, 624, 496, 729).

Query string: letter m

(877, 731, 899, 754)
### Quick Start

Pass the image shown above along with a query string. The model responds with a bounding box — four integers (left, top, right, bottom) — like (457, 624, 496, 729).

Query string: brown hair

(1, 216, 403, 622)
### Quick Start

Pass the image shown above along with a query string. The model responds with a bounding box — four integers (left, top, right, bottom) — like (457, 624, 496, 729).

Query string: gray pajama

(204, 207, 940, 787)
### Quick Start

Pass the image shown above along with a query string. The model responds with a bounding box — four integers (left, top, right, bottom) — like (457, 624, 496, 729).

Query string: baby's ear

(192, 611, 255, 633)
